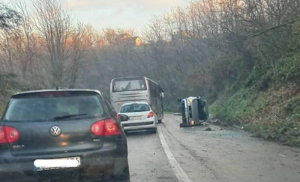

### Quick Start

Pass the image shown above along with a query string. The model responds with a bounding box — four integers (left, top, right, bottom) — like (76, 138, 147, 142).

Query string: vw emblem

(50, 126, 61, 136)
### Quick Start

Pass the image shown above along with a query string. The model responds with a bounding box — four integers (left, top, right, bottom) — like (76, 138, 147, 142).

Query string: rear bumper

(122, 119, 157, 131)
(0, 142, 129, 181)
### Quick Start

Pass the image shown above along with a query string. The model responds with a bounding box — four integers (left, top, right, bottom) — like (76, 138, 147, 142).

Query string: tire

(150, 128, 157, 134)
(110, 166, 130, 182)
(111, 174, 130, 182)
(158, 120, 162, 123)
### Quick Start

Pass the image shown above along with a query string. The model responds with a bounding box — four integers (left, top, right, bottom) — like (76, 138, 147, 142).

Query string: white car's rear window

(120, 104, 150, 113)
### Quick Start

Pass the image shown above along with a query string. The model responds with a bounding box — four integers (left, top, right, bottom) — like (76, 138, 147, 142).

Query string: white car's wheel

(150, 128, 157, 134)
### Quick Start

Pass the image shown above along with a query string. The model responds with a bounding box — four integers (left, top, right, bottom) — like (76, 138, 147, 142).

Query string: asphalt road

(1, 114, 300, 182)
(127, 114, 300, 182)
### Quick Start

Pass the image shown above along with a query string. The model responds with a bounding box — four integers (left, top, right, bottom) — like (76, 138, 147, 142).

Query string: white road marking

(158, 127, 192, 182)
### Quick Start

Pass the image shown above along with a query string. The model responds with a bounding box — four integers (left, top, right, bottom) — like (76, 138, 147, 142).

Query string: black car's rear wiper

(52, 114, 88, 120)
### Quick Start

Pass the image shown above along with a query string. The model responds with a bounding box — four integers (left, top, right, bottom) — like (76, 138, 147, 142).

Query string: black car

(0, 89, 130, 182)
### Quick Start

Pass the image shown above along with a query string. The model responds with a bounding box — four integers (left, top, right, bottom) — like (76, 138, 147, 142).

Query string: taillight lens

(91, 121, 104, 136)
(104, 118, 121, 136)
(147, 112, 154, 118)
(91, 118, 121, 136)
(0, 128, 5, 142)
(0, 126, 20, 144)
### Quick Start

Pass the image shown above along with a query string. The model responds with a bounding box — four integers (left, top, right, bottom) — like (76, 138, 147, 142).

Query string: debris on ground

(205, 127, 212, 131)
(250, 133, 260, 137)
(210, 119, 221, 125)
(220, 122, 228, 127)
(202, 122, 209, 126)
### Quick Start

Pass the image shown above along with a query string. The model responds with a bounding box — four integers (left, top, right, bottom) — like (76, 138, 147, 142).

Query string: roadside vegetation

(0, 0, 300, 146)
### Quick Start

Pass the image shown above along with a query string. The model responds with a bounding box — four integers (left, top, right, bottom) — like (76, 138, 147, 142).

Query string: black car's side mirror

(119, 114, 129, 121)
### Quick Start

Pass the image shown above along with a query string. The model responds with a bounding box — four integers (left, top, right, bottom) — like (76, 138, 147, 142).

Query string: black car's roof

(12, 89, 102, 97)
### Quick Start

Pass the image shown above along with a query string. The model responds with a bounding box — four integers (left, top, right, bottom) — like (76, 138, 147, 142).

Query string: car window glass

(4, 95, 105, 121)
(113, 79, 146, 92)
(120, 104, 150, 113)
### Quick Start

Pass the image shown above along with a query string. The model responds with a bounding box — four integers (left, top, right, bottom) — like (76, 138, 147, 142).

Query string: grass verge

(210, 84, 300, 147)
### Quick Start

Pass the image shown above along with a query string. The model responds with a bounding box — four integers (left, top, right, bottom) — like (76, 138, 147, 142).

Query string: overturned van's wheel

(158, 120, 162, 123)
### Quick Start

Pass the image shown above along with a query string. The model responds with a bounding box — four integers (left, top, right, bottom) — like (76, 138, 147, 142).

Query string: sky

(2, 0, 190, 35)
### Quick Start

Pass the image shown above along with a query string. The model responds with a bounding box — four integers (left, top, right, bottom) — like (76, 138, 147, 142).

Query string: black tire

(110, 166, 130, 182)
(150, 128, 157, 134)
(158, 120, 162, 123)
(111, 175, 130, 182)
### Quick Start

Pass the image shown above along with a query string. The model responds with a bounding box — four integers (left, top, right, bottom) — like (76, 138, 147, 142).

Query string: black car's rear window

(4, 92, 107, 122)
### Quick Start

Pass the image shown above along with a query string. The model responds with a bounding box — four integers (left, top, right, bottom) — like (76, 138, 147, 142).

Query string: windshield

(120, 104, 150, 113)
(113, 78, 146, 92)
(4, 95, 105, 121)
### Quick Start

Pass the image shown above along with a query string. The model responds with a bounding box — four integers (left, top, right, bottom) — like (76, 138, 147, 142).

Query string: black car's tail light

(91, 120, 105, 136)
(91, 118, 121, 136)
(0, 126, 20, 144)
(104, 118, 121, 136)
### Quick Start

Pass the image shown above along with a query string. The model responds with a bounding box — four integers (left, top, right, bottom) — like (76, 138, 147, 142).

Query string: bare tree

(33, 0, 91, 88)
(66, 24, 94, 87)
(33, 0, 72, 87)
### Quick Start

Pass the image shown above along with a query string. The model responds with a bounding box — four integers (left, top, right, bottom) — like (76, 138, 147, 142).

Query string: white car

(118, 102, 157, 133)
